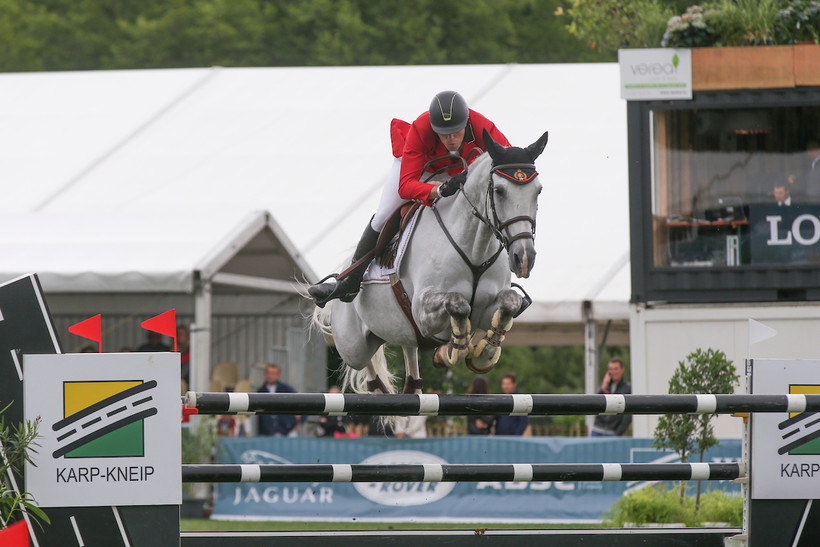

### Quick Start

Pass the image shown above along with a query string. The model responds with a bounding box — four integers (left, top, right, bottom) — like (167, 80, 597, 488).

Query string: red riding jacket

(390, 110, 510, 206)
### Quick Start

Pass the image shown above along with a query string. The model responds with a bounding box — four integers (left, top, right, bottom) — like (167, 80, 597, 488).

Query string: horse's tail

(341, 345, 396, 395)
(310, 301, 397, 396)
(310, 300, 334, 341)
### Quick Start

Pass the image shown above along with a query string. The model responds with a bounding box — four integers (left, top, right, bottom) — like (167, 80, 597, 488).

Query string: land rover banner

(212, 436, 740, 522)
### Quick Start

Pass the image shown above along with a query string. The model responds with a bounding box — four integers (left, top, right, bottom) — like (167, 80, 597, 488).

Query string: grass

(180, 519, 601, 532)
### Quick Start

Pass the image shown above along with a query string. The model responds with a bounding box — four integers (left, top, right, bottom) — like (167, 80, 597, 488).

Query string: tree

(652, 348, 739, 511)
(559, 0, 675, 54)
(0, 0, 608, 72)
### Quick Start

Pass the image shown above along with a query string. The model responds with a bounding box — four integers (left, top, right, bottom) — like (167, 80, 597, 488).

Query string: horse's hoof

(466, 356, 496, 374)
(432, 346, 451, 369)
(402, 376, 424, 394)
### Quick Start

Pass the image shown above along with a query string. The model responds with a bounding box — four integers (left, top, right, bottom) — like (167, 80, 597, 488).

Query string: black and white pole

(185, 391, 820, 416)
(182, 462, 743, 483)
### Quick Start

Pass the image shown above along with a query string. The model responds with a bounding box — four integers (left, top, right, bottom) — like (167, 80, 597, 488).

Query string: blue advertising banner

(211, 436, 740, 522)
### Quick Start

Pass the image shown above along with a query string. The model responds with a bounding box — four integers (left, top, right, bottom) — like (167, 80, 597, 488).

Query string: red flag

(141, 309, 177, 351)
(0, 520, 30, 546)
(69, 314, 102, 353)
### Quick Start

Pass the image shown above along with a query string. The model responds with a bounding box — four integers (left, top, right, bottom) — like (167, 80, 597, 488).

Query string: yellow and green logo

(52, 380, 158, 459)
(777, 384, 820, 456)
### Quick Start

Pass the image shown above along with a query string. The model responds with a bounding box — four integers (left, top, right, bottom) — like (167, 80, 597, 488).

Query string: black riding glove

(438, 173, 466, 198)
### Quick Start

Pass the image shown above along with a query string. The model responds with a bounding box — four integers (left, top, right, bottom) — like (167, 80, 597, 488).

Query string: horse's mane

(466, 152, 492, 184)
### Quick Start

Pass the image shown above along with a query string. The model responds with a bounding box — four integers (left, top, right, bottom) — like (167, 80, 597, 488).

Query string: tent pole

(193, 279, 212, 393)
(583, 300, 598, 436)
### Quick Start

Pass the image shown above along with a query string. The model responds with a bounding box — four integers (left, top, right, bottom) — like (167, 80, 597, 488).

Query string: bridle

(481, 162, 539, 251)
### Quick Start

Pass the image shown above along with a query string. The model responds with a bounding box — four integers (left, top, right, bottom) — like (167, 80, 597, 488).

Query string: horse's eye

(494, 185, 506, 197)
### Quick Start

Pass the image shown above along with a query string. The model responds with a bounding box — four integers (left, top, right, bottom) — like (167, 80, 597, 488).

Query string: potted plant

(1, 403, 49, 534)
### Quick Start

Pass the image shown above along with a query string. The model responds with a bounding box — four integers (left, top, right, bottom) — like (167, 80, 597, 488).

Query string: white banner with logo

(619, 48, 692, 100)
(752, 359, 820, 499)
(24, 353, 181, 507)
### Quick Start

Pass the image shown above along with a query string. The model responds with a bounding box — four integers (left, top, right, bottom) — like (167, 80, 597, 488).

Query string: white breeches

(371, 158, 440, 231)
(371, 158, 405, 231)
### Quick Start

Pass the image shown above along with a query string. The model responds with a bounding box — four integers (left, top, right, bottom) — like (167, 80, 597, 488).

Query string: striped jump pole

(182, 462, 743, 483)
(185, 391, 820, 416)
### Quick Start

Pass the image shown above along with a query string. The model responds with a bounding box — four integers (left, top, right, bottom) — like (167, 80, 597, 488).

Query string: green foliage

(653, 348, 739, 509)
(705, 0, 784, 46)
(698, 489, 743, 524)
(559, 0, 674, 53)
(182, 416, 215, 464)
(0, 0, 608, 72)
(774, 0, 820, 43)
(604, 485, 742, 527)
(339, 344, 630, 396)
(0, 404, 49, 529)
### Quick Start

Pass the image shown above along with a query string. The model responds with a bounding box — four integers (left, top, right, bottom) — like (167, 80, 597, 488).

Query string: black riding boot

(308, 223, 380, 308)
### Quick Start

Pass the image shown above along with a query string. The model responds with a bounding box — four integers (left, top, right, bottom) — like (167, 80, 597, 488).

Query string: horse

(313, 130, 548, 395)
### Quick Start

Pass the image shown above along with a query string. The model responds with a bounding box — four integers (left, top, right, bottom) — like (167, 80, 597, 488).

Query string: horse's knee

(444, 292, 471, 320)
(496, 289, 523, 317)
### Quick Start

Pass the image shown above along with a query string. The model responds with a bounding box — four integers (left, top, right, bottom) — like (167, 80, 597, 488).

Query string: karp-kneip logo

(778, 384, 820, 456)
(52, 380, 158, 459)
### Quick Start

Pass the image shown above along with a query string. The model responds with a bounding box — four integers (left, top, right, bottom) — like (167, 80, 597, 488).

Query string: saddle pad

(362, 206, 423, 284)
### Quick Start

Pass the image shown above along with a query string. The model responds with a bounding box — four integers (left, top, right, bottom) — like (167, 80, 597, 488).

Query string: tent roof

(0, 63, 629, 323)
(0, 210, 313, 293)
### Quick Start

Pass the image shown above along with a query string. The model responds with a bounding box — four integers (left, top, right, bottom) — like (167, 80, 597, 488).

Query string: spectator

(466, 376, 495, 435)
(394, 415, 428, 438)
(216, 415, 237, 437)
(773, 181, 792, 206)
(178, 325, 191, 385)
(136, 331, 170, 352)
(590, 359, 632, 437)
(318, 386, 352, 437)
(790, 139, 820, 202)
(494, 373, 529, 436)
(256, 364, 298, 436)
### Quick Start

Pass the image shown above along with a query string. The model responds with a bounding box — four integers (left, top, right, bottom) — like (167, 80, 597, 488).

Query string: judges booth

(627, 46, 820, 303)
(623, 46, 820, 442)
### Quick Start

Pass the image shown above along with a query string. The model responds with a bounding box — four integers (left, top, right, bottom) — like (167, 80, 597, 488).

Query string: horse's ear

(525, 131, 549, 161)
(482, 128, 505, 161)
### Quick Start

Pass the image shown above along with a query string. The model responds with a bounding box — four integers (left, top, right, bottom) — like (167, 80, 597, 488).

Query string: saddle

(335, 202, 433, 348)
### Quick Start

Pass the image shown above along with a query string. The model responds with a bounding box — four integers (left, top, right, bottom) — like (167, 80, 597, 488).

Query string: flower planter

(692, 44, 820, 90)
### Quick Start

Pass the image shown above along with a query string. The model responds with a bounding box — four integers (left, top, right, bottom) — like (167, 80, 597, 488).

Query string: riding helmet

(429, 90, 469, 135)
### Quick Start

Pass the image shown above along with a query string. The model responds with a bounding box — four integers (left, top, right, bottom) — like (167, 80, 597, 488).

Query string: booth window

(651, 106, 820, 268)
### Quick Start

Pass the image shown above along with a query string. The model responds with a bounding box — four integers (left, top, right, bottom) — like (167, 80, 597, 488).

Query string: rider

(308, 90, 510, 307)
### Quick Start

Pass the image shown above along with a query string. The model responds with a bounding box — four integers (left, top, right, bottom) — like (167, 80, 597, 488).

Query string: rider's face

(438, 128, 466, 152)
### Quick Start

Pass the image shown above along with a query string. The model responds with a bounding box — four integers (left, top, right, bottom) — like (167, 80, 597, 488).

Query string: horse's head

(483, 129, 548, 279)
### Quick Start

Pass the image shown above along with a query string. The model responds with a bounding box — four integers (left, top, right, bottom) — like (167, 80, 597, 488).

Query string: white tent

(0, 63, 630, 388)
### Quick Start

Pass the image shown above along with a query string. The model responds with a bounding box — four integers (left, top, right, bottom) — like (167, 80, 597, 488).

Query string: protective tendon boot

(308, 223, 380, 308)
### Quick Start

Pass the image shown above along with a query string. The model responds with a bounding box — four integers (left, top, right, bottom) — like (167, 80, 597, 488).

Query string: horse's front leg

(417, 290, 472, 369)
(467, 289, 523, 374)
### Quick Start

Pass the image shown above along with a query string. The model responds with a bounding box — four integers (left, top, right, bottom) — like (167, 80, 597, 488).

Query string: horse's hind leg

(467, 289, 523, 374)
(401, 346, 423, 394)
(417, 290, 472, 369)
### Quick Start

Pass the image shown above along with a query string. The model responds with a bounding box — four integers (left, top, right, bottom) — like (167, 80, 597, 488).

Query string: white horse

(313, 130, 548, 395)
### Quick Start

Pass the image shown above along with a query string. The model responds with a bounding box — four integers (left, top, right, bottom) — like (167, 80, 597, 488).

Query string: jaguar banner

(212, 436, 740, 522)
